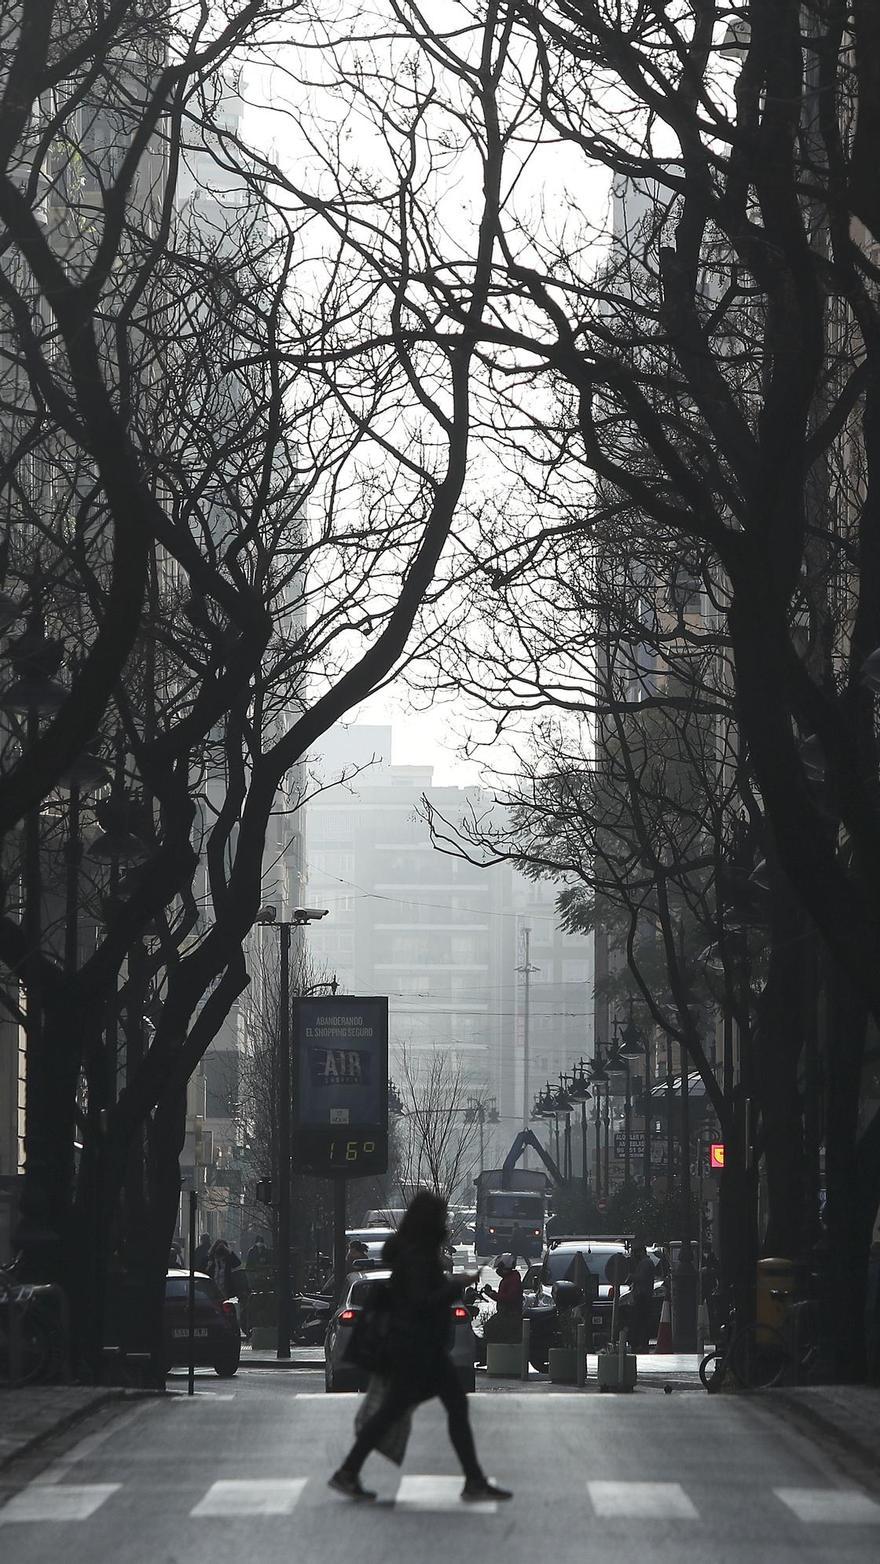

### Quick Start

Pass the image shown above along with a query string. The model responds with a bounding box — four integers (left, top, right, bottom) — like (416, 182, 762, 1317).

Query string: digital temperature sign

(292, 996, 388, 1176)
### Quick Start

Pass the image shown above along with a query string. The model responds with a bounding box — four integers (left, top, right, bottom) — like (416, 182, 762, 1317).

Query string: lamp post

(618, 1005, 648, 1190)
(565, 1061, 592, 1187)
(254, 904, 329, 1358)
(588, 1050, 610, 1199)
(465, 1096, 499, 1176)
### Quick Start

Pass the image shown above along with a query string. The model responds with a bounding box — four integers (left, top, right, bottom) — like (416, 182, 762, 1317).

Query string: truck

(474, 1168, 547, 1258)
(474, 1129, 567, 1258)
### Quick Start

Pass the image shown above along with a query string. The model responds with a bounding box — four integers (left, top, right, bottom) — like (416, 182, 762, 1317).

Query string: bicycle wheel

(699, 1350, 726, 1391)
(727, 1323, 792, 1390)
(0, 1314, 54, 1385)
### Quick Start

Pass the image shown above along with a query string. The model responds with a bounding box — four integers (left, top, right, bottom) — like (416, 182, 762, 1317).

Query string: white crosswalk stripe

(4, 1474, 880, 1527)
(394, 1476, 496, 1512)
(0, 1484, 120, 1523)
(774, 1488, 880, 1525)
(588, 1481, 698, 1519)
(190, 1478, 307, 1516)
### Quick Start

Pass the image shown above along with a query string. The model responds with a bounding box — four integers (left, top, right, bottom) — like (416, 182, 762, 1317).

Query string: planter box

(486, 1341, 522, 1378)
(548, 1346, 580, 1384)
(249, 1326, 277, 1351)
(597, 1352, 637, 1392)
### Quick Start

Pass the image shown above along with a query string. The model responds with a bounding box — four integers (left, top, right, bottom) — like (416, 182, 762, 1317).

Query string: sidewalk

(0, 1387, 147, 1474)
(239, 1345, 323, 1369)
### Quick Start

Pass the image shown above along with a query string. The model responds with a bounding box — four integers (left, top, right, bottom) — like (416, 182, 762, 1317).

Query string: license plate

(172, 1328, 208, 1338)
(592, 1314, 603, 1325)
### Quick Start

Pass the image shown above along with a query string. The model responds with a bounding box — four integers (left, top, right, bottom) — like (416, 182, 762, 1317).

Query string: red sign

(709, 1142, 725, 1170)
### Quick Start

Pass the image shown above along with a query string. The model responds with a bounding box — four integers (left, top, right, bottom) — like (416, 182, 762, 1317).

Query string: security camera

(293, 907, 330, 922)
(254, 905, 277, 924)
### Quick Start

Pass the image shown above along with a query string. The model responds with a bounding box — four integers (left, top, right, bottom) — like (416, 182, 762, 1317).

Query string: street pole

(333, 1176, 347, 1298)
(581, 1101, 588, 1186)
(623, 1058, 631, 1185)
(519, 927, 535, 1132)
(603, 1081, 610, 1196)
(643, 1042, 652, 1193)
(187, 1189, 197, 1397)
(666, 1036, 675, 1206)
(276, 923, 291, 1360)
(672, 1060, 698, 1351)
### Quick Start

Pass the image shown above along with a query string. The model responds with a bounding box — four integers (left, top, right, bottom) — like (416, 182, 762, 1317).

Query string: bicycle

(0, 1259, 60, 1386)
(700, 1320, 793, 1391)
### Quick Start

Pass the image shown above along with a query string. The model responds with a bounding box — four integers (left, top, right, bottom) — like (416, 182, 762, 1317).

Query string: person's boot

(461, 1477, 513, 1502)
(328, 1469, 377, 1501)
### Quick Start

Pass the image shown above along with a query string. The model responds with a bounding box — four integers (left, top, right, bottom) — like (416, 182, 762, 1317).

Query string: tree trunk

(822, 961, 869, 1380)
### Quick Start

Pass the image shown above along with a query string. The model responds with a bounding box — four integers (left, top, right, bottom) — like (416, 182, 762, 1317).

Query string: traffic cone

(654, 1296, 672, 1353)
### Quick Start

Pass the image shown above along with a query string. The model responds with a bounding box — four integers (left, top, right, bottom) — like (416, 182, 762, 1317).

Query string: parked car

(525, 1238, 665, 1350)
(324, 1269, 478, 1393)
(345, 1227, 396, 1265)
(163, 1270, 241, 1377)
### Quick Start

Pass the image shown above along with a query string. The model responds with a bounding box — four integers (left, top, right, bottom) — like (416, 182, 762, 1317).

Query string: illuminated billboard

(292, 996, 388, 1175)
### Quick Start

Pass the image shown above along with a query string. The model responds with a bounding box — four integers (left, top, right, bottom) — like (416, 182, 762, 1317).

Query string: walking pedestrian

(207, 1238, 243, 1299)
(247, 1236, 269, 1268)
(328, 1191, 513, 1504)
(625, 1242, 656, 1352)
(193, 1233, 212, 1272)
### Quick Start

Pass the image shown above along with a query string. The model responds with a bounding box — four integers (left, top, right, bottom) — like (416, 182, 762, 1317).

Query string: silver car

(324, 1269, 478, 1393)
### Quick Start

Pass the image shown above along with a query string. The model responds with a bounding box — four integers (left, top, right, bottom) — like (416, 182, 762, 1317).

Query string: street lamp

(254, 904, 329, 1359)
(587, 1050, 611, 1198)
(617, 1005, 649, 1191)
(606, 1021, 634, 1186)
(565, 1061, 592, 1189)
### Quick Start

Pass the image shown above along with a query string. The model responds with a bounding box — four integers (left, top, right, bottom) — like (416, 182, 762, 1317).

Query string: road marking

(588, 1481, 698, 1519)
(191, 1479, 307, 1516)
(775, 1489, 880, 1525)
(0, 1484, 120, 1523)
(296, 1392, 359, 1399)
(395, 1476, 496, 1513)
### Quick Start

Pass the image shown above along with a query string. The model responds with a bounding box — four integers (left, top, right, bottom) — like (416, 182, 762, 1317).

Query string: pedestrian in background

(626, 1242, 656, 1352)
(482, 1254, 523, 1318)
(329, 1191, 513, 1504)
(208, 1238, 243, 1298)
(193, 1233, 212, 1272)
(247, 1236, 269, 1268)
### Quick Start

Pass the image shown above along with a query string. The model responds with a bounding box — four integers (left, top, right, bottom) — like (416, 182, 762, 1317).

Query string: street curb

(760, 1391, 880, 1494)
(0, 1389, 160, 1477)
(238, 1358, 323, 1370)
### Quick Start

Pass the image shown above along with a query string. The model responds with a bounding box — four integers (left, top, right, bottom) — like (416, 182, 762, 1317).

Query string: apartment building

(303, 724, 593, 1170)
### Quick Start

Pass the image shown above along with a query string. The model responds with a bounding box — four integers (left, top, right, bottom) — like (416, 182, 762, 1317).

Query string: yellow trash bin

(756, 1258, 796, 1339)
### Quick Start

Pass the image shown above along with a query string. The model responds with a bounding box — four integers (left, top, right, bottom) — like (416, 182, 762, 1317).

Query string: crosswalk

(2, 1477, 880, 1525)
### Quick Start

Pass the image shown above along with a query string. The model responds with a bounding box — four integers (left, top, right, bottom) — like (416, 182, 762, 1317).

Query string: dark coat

(382, 1235, 460, 1375)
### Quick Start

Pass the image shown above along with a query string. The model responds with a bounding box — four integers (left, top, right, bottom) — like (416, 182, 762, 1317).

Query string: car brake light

(221, 1301, 236, 1317)
(339, 1308, 357, 1323)
(452, 1306, 469, 1321)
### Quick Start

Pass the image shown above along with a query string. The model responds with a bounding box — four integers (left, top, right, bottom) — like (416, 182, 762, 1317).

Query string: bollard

(521, 1317, 531, 1381)
(576, 1321, 586, 1388)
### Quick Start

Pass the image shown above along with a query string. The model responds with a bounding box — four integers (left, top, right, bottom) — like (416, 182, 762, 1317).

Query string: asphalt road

(1, 1368, 879, 1562)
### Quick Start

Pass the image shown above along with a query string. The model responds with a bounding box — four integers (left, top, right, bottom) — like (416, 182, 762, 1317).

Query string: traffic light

(709, 1143, 725, 1170)
(255, 1176, 272, 1204)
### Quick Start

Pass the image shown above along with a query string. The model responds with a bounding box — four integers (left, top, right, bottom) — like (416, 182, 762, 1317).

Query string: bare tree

(393, 1046, 484, 1208)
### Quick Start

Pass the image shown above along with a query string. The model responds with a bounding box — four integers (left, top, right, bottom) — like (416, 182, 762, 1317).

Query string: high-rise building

(303, 724, 593, 1170)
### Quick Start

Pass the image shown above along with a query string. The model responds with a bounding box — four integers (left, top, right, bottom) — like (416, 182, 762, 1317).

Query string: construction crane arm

(500, 1129, 564, 1187)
